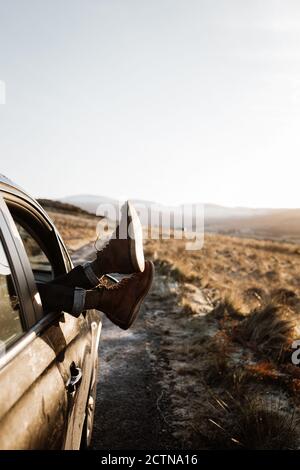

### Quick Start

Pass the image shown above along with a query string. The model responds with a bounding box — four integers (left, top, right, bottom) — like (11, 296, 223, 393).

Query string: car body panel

(0, 175, 102, 449)
(0, 327, 67, 449)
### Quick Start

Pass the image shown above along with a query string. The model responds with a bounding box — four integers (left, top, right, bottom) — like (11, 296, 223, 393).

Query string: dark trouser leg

(37, 282, 86, 316)
(50, 264, 100, 289)
(38, 281, 101, 317)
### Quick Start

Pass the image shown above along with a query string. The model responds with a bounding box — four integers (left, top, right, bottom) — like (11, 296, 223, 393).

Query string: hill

(59, 194, 300, 242)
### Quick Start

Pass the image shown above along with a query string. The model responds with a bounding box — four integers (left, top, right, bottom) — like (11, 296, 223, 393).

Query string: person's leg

(37, 261, 154, 330)
(37, 282, 85, 316)
(51, 201, 145, 290)
(50, 265, 98, 289)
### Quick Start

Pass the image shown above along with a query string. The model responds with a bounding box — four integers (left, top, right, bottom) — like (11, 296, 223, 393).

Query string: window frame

(3, 195, 69, 278)
(0, 224, 27, 346)
(1, 192, 74, 321)
(0, 197, 37, 331)
(0, 190, 73, 318)
(0, 190, 74, 369)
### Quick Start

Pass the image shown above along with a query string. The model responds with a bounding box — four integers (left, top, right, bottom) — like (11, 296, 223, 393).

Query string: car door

(0, 197, 68, 449)
(0, 193, 99, 449)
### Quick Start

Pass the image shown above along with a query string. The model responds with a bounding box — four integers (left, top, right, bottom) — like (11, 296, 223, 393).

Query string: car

(0, 174, 102, 449)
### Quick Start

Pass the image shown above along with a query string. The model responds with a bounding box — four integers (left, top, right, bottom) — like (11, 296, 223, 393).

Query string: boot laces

(106, 273, 138, 290)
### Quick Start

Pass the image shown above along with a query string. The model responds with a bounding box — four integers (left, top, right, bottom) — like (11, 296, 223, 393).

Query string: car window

(4, 198, 71, 320)
(0, 238, 24, 350)
(15, 221, 52, 276)
(5, 200, 69, 283)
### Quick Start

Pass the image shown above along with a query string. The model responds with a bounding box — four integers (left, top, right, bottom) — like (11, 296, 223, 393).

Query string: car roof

(0, 173, 29, 195)
(0, 173, 53, 224)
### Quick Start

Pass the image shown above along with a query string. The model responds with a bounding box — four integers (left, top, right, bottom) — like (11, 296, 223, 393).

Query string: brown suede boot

(88, 201, 145, 278)
(85, 261, 154, 330)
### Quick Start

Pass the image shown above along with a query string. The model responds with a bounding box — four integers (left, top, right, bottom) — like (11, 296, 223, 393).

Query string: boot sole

(127, 201, 145, 273)
(117, 261, 154, 330)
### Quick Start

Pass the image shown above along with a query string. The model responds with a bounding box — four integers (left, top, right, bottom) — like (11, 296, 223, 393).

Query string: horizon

(56, 192, 300, 211)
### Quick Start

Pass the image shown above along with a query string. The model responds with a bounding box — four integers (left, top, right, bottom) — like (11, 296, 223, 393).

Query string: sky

(0, 0, 300, 208)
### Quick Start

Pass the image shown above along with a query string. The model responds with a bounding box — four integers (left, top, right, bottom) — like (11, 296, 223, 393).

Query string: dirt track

(72, 242, 219, 450)
(93, 304, 171, 449)
(72, 243, 179, 450)
(91, 280, 180, 450)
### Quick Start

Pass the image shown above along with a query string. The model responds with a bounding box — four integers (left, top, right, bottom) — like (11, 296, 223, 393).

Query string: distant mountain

(203, 203, 272, 220)
(209, 208, 300, 241)
(60, 194, 273, 220)
(60, 195, 120, 215)
(38, 198, 93, 217)
(59, 194, 300, 242)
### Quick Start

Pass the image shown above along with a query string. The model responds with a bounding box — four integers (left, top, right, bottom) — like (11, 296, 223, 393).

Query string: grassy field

(41, 200, 300, 449)
(144, 234, 300, 449)
(39, 200, 100, 252)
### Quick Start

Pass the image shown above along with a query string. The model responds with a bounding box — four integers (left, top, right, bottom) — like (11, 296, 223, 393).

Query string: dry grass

(145, 231, 300, 449)
(232, 304, 294, 361)
(41, 203, 300, 449)
(38, 199, 101, 251)
(47, 210, 98, 251)
(195, 395, 299, 450)
(144, 232, 300, 304)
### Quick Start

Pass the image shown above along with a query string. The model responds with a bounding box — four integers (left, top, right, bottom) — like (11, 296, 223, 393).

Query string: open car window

(4, 197, 70, 286)
(14, 221, 53, 282)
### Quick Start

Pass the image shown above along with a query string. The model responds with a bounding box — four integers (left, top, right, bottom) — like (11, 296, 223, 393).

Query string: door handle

(66, 362, 82, 394)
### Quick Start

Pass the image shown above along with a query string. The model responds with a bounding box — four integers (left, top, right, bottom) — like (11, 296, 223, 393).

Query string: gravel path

(91, 285, 179, 450)
(73, 243, 179, 450)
